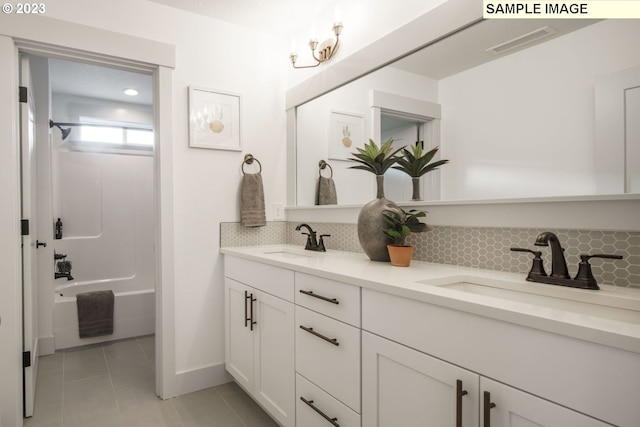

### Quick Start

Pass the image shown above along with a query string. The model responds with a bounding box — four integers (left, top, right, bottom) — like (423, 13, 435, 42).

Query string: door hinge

(21, 219, 29, 236)
(23, 351, 31, 368)
(19, 86, 27, 103)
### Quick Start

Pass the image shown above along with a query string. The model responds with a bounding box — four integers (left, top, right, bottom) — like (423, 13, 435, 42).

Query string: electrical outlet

(273, 202, 285, 220)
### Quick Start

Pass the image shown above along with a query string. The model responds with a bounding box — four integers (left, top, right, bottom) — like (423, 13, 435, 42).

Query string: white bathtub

(53, 278, 155, 349)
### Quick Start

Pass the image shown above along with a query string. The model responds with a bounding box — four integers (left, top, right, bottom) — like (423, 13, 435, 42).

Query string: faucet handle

(510, 247, 547, 279)
(318, 234, 331, 252)
(574, 254, 624, 290)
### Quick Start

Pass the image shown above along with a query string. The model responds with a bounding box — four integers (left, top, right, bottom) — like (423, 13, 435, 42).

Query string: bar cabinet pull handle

(300, 396, 340, 427)
(249, 293, 257, 331)
(244, 290, 250, 328)
(456, 380, 468, 427)
(483, 391, 496, 427)
(299, 289, 339, 305)
(299, 325, 339, 346)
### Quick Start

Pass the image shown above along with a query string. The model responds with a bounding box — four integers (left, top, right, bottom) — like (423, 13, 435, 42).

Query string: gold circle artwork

(342, 136, 352, 148)
(209, 121, 224, 133)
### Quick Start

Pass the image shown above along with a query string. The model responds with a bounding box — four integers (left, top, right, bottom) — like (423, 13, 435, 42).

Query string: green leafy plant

(348, 138, 405, 175)
(382, 204, 428, 246)
(393, 143, 449, 177)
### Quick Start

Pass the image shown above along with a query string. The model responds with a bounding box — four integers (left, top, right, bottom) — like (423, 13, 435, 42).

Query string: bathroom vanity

(222, 245, 640, 427)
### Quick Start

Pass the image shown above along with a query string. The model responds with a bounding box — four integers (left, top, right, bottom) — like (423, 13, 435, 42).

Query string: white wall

(439, 19, 640, 200)
(0, 0, 290, 406)
(296, 66, 438, 205)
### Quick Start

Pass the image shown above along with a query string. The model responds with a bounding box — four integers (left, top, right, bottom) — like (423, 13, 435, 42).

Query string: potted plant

(382, 204, 428, 267)
(392, 143, 449, 201)
(348, 138, 405, 261)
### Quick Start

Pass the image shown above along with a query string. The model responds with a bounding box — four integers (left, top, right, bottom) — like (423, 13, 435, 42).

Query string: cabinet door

(480, 378, 612, 427)
(363, 331, 479, 427)
(224, 278, 255, 391)
(254, 290, 295, 427)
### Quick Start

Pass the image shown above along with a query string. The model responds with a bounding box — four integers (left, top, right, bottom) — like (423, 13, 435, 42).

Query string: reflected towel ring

(242, 154, 262, 174)
(318, 160, 333, 179)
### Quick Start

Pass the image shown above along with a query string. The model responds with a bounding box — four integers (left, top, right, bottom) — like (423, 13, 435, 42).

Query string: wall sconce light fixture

(290, 22, 343, 69)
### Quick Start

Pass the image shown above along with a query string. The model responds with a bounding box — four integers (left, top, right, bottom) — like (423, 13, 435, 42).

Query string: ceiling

(49, 58, 153, 106)
(146, 0, 339, 36)
(391, 18, 598, 79)
(49, 0, 339, 106)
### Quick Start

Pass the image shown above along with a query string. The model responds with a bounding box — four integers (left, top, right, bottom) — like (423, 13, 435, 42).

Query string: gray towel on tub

(77, 290, 114, 338)
(316, 176, 337, 205)
(241, 172, 266, 227)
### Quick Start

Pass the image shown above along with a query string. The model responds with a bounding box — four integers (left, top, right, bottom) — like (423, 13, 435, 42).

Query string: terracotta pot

(387, 245, 414, 267)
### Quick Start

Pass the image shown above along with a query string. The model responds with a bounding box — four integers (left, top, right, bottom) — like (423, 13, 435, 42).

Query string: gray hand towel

(76, 290, 114, 338)
(241, 172, 266, 227)
(316, 176, 337, 205)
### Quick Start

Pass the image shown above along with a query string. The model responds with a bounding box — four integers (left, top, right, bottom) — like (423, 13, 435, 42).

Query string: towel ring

(318, 160, 333, 179)
(242, 154, 262, 174)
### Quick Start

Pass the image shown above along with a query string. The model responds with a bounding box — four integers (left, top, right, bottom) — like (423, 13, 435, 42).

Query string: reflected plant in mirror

(393, 143, 449, 201)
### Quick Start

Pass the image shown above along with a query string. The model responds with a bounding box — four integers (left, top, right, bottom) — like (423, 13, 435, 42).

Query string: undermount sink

(261, 248, 313, 259)
(419, 275, 640, 324)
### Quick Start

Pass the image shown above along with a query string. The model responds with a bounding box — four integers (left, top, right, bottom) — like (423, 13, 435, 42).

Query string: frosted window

(126, 129, 154, 146)
(79, 125, 123, 144)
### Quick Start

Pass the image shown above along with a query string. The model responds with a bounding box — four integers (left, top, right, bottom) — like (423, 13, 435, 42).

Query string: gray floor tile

(26, 337, 278, 427)
(63, 348, 108, 382)
(173, 388, 245, 427)
(38, 353, 64, 377)
(221, 392, 280, 427)
(103, 339, 145, 360)
(63, 375, 118, 418)
(137, 335, 155, 360)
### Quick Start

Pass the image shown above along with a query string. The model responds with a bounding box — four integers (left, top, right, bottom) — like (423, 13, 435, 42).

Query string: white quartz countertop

(221, 245, 640, 354)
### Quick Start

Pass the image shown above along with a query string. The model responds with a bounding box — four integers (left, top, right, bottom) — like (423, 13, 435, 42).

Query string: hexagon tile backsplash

(220, 222, 639, 288)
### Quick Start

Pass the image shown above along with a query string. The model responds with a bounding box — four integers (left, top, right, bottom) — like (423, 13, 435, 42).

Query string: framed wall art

(188, 86, 241, 150)
(329, 110, 364, 160)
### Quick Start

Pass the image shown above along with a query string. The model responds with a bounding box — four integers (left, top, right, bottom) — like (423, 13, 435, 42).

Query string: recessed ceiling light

(124, 88, 139, 96)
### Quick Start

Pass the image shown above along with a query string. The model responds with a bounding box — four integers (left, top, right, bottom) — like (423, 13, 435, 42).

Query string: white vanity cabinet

(362, 288, 623, 427)
(363, 331, 611, 427)
(224, 257, 295, 427)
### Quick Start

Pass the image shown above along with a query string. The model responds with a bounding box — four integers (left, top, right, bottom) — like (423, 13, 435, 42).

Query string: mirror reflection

(295, 18, 640, 206)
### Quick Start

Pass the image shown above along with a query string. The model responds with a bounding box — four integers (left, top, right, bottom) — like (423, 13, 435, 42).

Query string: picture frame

(328, 110, 364, 160)
(188, 86, 241, 150)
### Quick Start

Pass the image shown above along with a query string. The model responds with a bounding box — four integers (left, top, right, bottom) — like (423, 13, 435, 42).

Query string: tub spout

(55, 272, 74, 281)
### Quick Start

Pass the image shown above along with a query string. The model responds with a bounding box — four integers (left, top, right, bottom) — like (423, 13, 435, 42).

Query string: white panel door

(20, 54, 38, 419)
(362, 331, 479, 427)
(480, 377, 611, 427)
(224, 278, 254, 391)
(626, 86, 640, 193)
(254, 290, 295, 427)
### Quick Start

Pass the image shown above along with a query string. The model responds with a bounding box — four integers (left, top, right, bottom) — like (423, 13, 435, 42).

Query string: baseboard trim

(38, 335, 55, 356)
(175, 362, 233, 396)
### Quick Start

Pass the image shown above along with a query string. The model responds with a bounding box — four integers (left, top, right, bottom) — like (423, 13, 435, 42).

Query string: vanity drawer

(295, 306, 360, 412)
(295, 272, 360, 326)
(296, 373, 361, 427)
(224, 256, 294, 302)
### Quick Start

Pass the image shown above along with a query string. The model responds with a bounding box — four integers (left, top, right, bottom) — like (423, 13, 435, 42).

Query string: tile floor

(25, 336, 278, 427)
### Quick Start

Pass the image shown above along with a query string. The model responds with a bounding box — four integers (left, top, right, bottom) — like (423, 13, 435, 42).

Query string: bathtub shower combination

(50, 150, 155, 349)
(54, 278, 154, 349)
